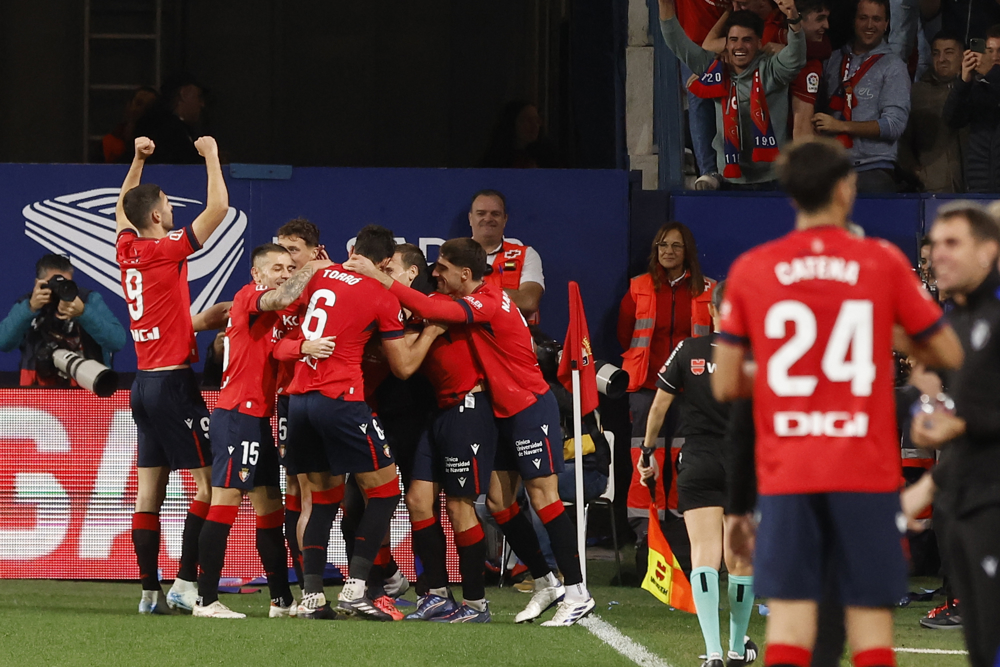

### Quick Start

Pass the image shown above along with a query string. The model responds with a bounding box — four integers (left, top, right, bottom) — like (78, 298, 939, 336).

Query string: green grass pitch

(0, 554, 967, 667)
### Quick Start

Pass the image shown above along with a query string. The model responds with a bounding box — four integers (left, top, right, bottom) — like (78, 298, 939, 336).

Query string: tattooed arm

(259, 259, 333, 312)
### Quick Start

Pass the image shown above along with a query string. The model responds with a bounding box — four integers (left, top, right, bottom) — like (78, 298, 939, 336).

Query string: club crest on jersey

(691, 359, 706, 375)
(22, 188, 247, 314)
(279, 444, 286, 459)
(383, 443, 391, 459)
(239, 468, 250, 483)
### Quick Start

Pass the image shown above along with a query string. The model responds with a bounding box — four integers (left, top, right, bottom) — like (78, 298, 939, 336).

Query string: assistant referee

(907, 202, 999, 667)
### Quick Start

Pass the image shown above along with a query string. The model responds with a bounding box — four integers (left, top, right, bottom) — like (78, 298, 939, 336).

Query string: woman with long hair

(618, 221, 715, 577)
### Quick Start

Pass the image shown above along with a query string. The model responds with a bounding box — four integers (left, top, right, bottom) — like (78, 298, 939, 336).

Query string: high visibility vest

(622, 272, 715, 392)
(484, 240, 540, 324)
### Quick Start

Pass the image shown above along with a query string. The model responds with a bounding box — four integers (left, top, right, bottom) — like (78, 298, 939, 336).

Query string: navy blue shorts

(754, 492, 907, 607)
(209, 407, 281, 490)
(412, 392, 498, 496)
(277, 394, 290, 468)
(286, 392, 394, 476)
(494, 390, 564, 480)
(131, 368, 211, 470)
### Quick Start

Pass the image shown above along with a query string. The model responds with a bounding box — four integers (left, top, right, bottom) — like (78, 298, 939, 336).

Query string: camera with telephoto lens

(43, 274, 79, 303)
(529, 326, 629, 399)
(31, 276, 118, 396)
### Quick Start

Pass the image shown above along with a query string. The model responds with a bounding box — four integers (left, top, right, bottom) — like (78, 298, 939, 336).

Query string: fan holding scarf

(658, 0, 806, 187)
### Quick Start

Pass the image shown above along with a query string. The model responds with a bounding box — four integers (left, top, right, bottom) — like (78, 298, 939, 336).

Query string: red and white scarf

(689, 59, 778, 179)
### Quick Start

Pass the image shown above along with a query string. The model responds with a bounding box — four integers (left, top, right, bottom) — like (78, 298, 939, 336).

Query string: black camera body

(44, 274, 79, 303)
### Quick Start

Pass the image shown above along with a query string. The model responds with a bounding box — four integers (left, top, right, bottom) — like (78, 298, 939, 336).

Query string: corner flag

(640, 501, 697, 612)
(557, 281, 599, 416)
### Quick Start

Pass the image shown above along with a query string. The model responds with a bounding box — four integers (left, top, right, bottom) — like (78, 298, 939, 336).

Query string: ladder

(82, 0, 162, 163)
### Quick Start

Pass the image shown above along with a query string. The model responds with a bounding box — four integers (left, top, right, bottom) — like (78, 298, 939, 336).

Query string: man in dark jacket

(0, 254, 126, 386)
(944, 25, 1000, 192)
(907, 202, 1000, 667)
(900, 31, 967, 192)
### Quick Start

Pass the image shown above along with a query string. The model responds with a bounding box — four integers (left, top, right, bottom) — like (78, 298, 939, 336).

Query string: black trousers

(948, 505, 1000, 667)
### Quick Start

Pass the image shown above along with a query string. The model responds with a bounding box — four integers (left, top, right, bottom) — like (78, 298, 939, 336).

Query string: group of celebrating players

(113, 135, 593, 626)
(108, 130, 997, 665)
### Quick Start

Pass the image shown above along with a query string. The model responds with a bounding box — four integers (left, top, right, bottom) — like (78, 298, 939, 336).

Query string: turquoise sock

(728, 574, 755, 655)
(691, 567, 723, 658)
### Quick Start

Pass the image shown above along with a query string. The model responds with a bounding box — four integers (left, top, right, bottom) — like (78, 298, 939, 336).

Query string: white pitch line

(895, 648, 968, 655)
(580, 614, 674, 667)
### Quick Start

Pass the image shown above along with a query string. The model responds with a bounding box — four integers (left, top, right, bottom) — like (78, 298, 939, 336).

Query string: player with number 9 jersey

(719, 227, 945, 495)
(116, 226, 201, 369)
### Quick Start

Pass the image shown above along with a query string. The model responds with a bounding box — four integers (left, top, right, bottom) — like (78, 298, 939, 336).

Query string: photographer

(0, 254, 126, 387)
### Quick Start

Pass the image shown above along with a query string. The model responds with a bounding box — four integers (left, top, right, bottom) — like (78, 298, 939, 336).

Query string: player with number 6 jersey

(272, 225, 442, 622)
(712, 139, 962, 667)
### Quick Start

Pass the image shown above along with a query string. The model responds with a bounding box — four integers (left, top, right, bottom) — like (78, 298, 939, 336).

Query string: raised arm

(702, 7, 732, 53)
(659, 0, 719, 75)
(115, 137, 155, 234)
(189, 137, 230, 246)
(259, 260, 333, 312)
(767, 0, 805, 86)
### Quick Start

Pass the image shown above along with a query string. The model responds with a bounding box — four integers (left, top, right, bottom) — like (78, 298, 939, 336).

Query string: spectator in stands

(814, 0, 911, 192)
(673, 0, 729, 187)
(899, 31, 967, 192)
(0, 254, 126, 387)
(944, 25, 1000, 193)
(481, 101, 561, 168)
(134, 77, 207, 164)
(102, 87, 159, 163)
(788, 0, 833, 139)
(619, 222, 714, 545)
(920, 0, 1000, 46)
(706, 0, 831, 140)
(468, 189, 545, 323)
(658, 0, 806, 189)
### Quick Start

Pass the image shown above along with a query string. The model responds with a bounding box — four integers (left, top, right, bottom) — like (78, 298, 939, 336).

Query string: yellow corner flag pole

(638, 446, 697, 613)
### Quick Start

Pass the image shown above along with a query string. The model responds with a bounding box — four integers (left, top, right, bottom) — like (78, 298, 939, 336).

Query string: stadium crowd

(660, 0, 1000, 193)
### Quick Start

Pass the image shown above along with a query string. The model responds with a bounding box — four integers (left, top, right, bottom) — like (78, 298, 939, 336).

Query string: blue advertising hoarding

(2, 164, 630, 373)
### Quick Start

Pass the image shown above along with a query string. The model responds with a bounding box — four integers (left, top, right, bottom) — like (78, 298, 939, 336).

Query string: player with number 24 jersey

(719, 225, 945, 495)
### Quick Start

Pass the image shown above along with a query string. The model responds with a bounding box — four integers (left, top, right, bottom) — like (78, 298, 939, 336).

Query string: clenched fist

(134, 136, 155, 160)
(194, 136, 219, 158)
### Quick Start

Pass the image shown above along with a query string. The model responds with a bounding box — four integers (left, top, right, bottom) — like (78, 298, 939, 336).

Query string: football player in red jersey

(272, 225, 441, 621)
(274, 218, 328, 602)
(115, 135, 234, 614)
(712, 139, 962, 667)
(191, 244, 331, 618)
(345, 238, 596, 626)
(382, 245, 497, 623)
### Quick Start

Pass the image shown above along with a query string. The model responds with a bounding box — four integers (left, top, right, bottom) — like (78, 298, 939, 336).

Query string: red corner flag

(557, 281, 599, 416)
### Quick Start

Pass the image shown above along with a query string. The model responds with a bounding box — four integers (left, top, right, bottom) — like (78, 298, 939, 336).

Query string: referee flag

(640, 501, 696, 612)
(557, 281, 599, 416)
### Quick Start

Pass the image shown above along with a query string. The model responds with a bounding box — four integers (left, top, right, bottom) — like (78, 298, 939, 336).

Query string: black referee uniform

(933, 268, 1000, 667)
(657, 333, 730, 512)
